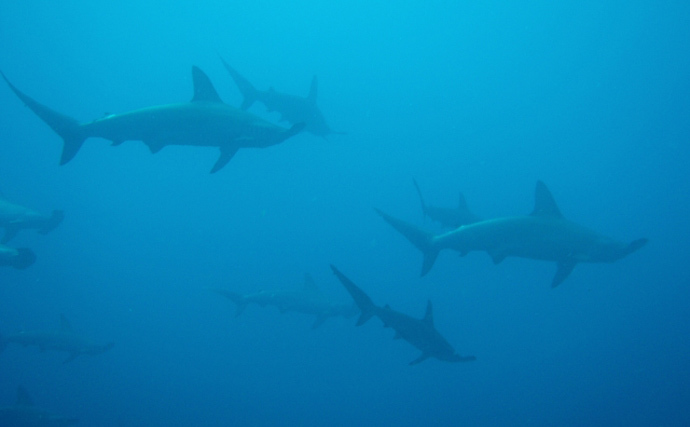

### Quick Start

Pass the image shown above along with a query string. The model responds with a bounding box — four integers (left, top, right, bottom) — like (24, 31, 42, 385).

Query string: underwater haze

(1, 1, 689, 426)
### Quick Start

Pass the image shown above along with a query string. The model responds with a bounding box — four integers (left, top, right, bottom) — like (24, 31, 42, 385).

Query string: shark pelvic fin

(210, 147, 239, 174)
(552, 259, 577, 288)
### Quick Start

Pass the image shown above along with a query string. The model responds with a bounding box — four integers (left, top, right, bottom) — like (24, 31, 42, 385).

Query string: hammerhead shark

(0, 314, 114, 363)
(1, 67, 304, 173)
(0, 195, 63, 243)
(413, 179, 481, 228)
(220, 58, 341, 138)
(377, 181, 648, 287)
(0, 386, 78, 426)
(0, 243, 35, 269)
(331, 265, 476, 365)
(212, 273, 358, 329)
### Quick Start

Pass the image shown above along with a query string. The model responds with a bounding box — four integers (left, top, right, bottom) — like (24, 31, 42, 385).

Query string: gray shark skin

(0, 196, 64, 243)
(377, 181, 648, 287)
(220, 57, 341, 138)
(413, 179, 481, 229)
(0, 314, 114, 363)
(0, 244, 35, 270)
(330, 265, 475, 365)
(0, 386, 78, 427)
(212, 273, 358, 329)
(1, 67, 305, 173)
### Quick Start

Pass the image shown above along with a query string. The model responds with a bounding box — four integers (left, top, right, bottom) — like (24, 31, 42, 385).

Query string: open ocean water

(1, 1, 688, 426)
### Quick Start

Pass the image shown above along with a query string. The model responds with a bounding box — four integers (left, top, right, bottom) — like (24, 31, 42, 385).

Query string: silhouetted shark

(0, 386, 78, 426)
(0, 314, 114, 363)
(220, 57, 341, 138)
(330, 265, 476, 365)
(377, 181, 648, 287)
(413, 179, 481, 228)
(0, 243, 35, 269)
(212, 273, 358, 329)
(1, 67, 304, 173)
(0, 195, 64, 243)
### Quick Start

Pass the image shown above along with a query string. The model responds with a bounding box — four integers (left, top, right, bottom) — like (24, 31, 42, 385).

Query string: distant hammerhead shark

(0, 386, 78, 426)
(0, 314, 114, 363)
(1, 67, 304, 173)
(0, 243, 35, 269)
(330, 265, 475, 365)
(413, 179, 481, 229)
(377, 181, 648, 287)
(0, 195, 64, 243)
(212, 273, 358, 329)
(220, 57, 342, 138)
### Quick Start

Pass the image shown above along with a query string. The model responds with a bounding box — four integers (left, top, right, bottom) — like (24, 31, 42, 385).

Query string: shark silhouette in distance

(330, 265, 475, 366)
(0, 386, 78, 427)
(413, 179, 481, 229)
(220, 57, 342, 138)
(0, 243, 35, 269)
(1, 67, 305, 173)
(212, 273, 359, 329)
(0, 314, 114, 363)
(377, 181, 648, 287)
(0, 195, 64, 243)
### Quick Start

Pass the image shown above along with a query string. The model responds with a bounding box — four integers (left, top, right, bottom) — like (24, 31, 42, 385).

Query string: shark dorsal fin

(458, 193, 468, 210)
(303, 273, 319, 293)
(531, 180, 562, 218)
(423, 300, 434, 327)
(191, 66, 223, 103)
(59, 314, 72, 331)
(307, 76, 318, 104)
(16, 386, 34, 406)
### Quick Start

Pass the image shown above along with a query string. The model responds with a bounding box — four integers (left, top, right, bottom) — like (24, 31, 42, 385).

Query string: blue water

(1, 1, 689, 425)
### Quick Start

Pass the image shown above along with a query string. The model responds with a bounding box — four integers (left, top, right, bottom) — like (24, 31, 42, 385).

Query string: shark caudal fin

(412, 179, 429, 221)
(375, 209, 439, 276)
(38, 210, 65, 235)
(330, 265, 377, 326)
(219, 57, 260, 110)
(1, 71, 86, 165)
(212, 289, 248, 316)
(12, 248, 36, 269)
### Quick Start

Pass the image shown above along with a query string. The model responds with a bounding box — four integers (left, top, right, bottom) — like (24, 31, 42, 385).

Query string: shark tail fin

(11, 248, 36, 269)
(213, 289, 248, 316)
(219, 58, 259, 110)
(1, 71, 86, 165)
(375, 209, 439, 276)
(38, 210, 65, 235)
(412, 179, 428, 221)
(330, 265, 376, 326)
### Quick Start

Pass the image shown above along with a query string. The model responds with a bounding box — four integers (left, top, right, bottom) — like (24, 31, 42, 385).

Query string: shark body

(0, 386, 78, 426)
(0, 315, 114, 363)
(413, 179, 481, 229)
(213, 274, 358, 328)
(378, 181, 648, 287)
(220, 58, 340, 138)
(0, 196, 63, 243)
(331, 265, 475, 365)
(1, 67, 304, 173)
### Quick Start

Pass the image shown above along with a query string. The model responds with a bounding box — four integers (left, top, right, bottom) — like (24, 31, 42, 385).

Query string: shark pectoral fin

(2, 226, 19, 244)
(210, 147, 239, 174)
(552, 260, 577, 288)
(409, 353, 430, 365)
(311, 315, 327, 329)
